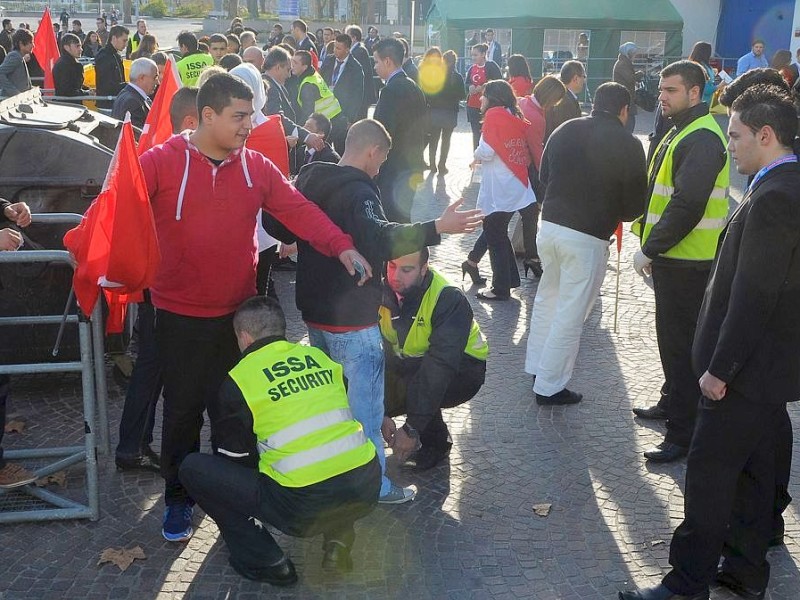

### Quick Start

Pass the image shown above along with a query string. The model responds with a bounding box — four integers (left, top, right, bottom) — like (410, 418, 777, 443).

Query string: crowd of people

(0, 14, 799, 598)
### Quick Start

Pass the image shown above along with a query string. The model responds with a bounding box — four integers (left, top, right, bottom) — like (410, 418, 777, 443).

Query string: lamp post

(409, 0, 415, 55)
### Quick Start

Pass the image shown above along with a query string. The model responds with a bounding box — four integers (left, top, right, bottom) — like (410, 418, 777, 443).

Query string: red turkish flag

(138, 58, 182, 155)
(63, 121, 160, 333)
(246, 115, 290, 177)
(615, 222, 623, 253)
(32, 8, 59, 91)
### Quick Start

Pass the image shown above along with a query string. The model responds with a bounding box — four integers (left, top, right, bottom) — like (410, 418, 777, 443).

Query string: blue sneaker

(162, 502, 194, 542)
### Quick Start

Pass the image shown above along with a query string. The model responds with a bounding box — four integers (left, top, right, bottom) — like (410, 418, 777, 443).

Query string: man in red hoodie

(139, 72, 372, 543)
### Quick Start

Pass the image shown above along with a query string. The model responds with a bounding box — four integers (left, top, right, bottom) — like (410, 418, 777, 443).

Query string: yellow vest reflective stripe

(176, 53, 214, 87)
(636, 113, 730, 261)
(378, 269, 489, 361)
(229, 341, 375, 487)
(297, 71, 342, 119)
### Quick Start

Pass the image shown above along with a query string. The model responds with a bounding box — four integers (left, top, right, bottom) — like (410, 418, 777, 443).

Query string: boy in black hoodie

(268, 119, 482, 504)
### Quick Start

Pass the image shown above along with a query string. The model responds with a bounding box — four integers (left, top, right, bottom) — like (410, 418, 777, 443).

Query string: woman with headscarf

(613, 41, 640, 133)
(230, 63, 288, 299)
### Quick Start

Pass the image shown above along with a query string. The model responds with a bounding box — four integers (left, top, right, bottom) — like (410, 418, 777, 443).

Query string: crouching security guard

(379, 248, 488, 471)
(180, 296, 380, 584)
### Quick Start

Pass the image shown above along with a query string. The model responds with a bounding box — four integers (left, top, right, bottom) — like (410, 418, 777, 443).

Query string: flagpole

(614, 247, 621, 334)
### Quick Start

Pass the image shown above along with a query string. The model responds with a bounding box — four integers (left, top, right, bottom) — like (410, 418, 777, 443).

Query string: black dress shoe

(618, 583, 709, 600)
(643, 441, 688, 463)
(536, 388, 582, 406)
(715, 569, 766, 599)
(115, 447, 161, 473)
(231, 555, 298, 585)
(405, 444, 451, 471)
(321, 541, 353, 573)
(632, 405, 669, 420)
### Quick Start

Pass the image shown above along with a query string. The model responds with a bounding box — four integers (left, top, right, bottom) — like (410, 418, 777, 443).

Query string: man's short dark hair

(294, 49, 312, 68)
(177, 31, 198, 52)
(593, 82, 632, 116)
(198, 42, 209, 53)
(660, 60, 706, 96)
(752, 39, 765, 47)
(397, 37, 409, 58)
(718, 67, 788, 107)
(170, 86, 199, 133)
(347, 24, 363, 41)
(559, 60, 585, 85)
(292, 19, 307, 33)
(197, 72, 254, 115)
(418, 246, 430, 265)
(373, 38, 404, 66)
(109, 25, 129, 43)
(334, 33, 352, 49)
(308, 112, 332, 137)
(208, 33, 227, 46)
(2, 19, 11, 28)
(11, 28, 33, 49)
(72, 19, 82, 27)
(485, 28, 494, 34)
(60, 32, 80, 49)
(731, 84, 798, 148)
(472, 43, 488, 55)
(220, 53, 243, 70)
(234, 296, 286, 340)
(273, 23, 283, 32)
(265, 46, 290, 70)
(226, 33, 240, 47)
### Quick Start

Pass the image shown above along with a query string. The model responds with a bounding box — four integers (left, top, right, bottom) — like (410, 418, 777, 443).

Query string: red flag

(64, 121, 160, 333)
(32, 8, 59, 91)
(246, 115, 290, 177)
(138, 58, 182, 155)
(615, 222, 623, 253)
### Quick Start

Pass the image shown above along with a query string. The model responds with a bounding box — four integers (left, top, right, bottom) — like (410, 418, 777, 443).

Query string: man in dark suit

(372, 37, 427, 223)
(292, 19, 316, 54)
(53, 33, 90, 101)
(399, 38, 418, 83)
(321, 34, 364, 153)
(545, 60, 585, 140)
(485, 28, 502, 66)
(111, 57, 158, 129)
(263, 47, 325, 174)
(346, 24, 375, 119)
(620, 84, 800, 600)
(95, 25, 129, 109)
(300, 113, 341, 167)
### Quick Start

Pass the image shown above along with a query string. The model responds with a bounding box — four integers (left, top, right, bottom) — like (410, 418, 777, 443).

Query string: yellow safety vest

(379, 269, 489, 361)
(176, 52, 213, 88)
(229, 340, 375, 488)
(129, 35, 140, 55)
(297, 71, 342, 120)
(633, 113, 730, 261)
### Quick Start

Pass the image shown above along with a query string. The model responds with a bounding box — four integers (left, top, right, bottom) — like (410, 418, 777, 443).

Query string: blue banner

(278, 0, 300, 19)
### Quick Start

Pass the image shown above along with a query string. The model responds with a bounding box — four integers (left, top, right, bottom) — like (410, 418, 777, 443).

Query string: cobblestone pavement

(2, 112, 799, 600)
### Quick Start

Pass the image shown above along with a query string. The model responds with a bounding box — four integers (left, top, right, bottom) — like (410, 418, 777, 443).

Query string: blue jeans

(307, 325, 391, 496)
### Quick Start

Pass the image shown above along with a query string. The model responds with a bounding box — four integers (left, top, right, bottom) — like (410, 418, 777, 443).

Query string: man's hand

(3, 202, 31, 227)
(699, 370, 727, 401)
(390, 426, 419, 463)
(338, 248, 373, 286)
(435, 198, 483, 234)
(285, 135, 299, 149)
(381, 416, 397, 445)
(304, 132, 325, 152)
(0, 228, 23, 251)
(633, 249, 653, 277)
(279, 242, 297, 259)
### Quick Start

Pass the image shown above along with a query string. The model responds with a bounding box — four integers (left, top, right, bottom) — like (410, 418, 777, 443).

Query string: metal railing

(0, 213, 109, 523)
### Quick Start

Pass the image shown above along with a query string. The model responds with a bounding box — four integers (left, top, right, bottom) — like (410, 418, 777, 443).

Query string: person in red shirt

(465, 43, 502, 149)
(506, 54, 533, 98)
(139, 72, 371, 543)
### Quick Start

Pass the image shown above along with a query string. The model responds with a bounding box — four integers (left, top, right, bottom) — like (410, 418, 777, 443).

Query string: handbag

(634, 81, 658, 113)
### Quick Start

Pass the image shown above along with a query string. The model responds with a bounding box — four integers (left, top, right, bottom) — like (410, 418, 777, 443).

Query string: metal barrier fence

(0, 213, 109, 523)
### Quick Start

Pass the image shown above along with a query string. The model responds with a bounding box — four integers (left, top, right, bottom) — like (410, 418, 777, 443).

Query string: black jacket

(53, 51, 89, 99)
(301, 143, 340, 167)
(267, 161, 440, 327)
(692, 162, 800, 403)
(374, 71, 428, 176)
(545, 91, 581, 141)
(540, 110, 647, 240)
(264, 73, 311, 174)
(320, 55, 364, 124)
(111, 83, 151, 129)
(426, 68, 466, 112)
(641, 102, 727, 265)
(94, 44, 126, 108)
(382, 270, 486, 432)
(402, 58, 418, 83)
(350, 41, 375, 112)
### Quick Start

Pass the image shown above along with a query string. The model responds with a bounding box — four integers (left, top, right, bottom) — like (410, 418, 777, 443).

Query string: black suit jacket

(297, 36, 316, 54)
(111, 84, 151, 129)
(692, 162, 800, 403)
(94, 44, 126, 108)
(321, 55, 364, 124)
(545, 91, 582, 141)
(350, 42, 375, 112)
(374, 71, 427, 176)
(53, 53, 88, 99)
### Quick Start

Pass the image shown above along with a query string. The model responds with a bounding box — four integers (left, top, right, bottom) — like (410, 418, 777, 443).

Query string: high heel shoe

(523, 259, 543, 279)
(461, 261, 486, 285)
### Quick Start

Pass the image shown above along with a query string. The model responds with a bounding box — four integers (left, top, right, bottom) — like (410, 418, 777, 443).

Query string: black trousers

(156, 309, 240, 505)
(483, 211, 520, 296)
(663, 394, 788, 594)
(0, 374, 8, 468)
(256, 245, 278, 299)
(179, 453, 380, 574)
(428, 126, 454, 168)
(116, 300, 163, 459)
(467, 106, 482, 149)
(384, 356, 486, 450)
(652, 262, 710, 447)
(468, 204, 539, 264)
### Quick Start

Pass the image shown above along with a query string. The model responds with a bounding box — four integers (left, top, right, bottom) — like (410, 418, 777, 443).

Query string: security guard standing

(180, 296, 380, 583)
(175, 32, 213, 88)
(632, 60, 729, 463)
(380, 249, 488, 470)
(290, 50, 347, 148)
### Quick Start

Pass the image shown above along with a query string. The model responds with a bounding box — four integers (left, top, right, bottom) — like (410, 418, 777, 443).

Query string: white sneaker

(378, 483, 418, 504)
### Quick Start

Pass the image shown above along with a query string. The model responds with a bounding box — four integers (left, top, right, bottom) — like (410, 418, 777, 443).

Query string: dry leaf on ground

(4, 420, 25, 433)
(35, 471, 67, 488)
(532, 503, 552, 517)
(98, 546, 146, 572)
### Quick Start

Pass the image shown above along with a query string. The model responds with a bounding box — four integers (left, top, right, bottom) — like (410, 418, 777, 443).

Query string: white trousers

(525, 221, 610, 396)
